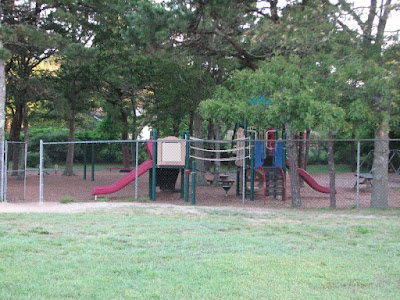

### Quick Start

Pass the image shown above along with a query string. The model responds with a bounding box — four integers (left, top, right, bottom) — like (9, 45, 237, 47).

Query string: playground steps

(260, 167, 285, 201)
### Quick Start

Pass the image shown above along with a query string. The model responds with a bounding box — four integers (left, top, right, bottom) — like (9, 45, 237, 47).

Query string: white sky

(259, 0, 400, 36)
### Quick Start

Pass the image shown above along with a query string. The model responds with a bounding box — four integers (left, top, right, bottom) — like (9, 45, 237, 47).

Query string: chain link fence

(1, 138, 399, 208)
(1, 141, 28, 202)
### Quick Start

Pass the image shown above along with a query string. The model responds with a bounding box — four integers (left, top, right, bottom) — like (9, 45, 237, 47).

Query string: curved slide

(298, 168, 334, 194)
(92, 140, 154, 196)
(286, 159, 333, 194)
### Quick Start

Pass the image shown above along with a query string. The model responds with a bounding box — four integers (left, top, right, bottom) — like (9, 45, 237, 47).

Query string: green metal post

(152, 130, 157, 201)
(185, 131, 190, 203)
(83, 143, 87, 180)
(250, 132, 255, 201)
(180, 131, 186, 199)
(91, 143, 95, 181)
(191, 160, 196, 205)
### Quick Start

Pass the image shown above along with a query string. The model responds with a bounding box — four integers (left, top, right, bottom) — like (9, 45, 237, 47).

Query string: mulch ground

(4, 169, 400, 208)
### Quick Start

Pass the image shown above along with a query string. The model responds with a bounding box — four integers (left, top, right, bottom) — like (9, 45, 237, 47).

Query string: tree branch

(214, 27, 258, 70)
(337, 0, 365, 32)
(376, 0, 392, 45)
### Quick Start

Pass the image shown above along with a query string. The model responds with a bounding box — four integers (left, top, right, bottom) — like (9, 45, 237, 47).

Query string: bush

(27, 152, 52, 168)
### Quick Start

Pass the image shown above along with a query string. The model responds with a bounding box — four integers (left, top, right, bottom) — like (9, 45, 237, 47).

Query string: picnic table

(205, 173, 234, 186)
(354, 173, 373, 188)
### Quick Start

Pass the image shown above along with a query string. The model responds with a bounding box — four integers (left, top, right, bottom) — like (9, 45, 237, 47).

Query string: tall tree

(333, 0, 400, 208)
(54, 44, 98, 176)
(2, 0, 98, 172)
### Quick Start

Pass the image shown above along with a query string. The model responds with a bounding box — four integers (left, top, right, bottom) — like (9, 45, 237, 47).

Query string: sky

(259, 0, 400, 36)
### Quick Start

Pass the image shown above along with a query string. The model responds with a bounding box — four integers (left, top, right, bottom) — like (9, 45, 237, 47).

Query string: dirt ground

(2, 169, 400, 209)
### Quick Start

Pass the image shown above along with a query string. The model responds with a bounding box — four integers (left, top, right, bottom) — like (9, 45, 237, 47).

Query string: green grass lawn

(0, 206, 399, 299)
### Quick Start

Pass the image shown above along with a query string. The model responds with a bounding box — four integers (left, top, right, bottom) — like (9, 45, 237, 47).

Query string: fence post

(39, 140, 43, 203)
(250, 132, 255, 201)
(0, 140, 4, 201)
(135, 140, 139, 201)
(356, 140, 360, 208)
(3, 142, 7, 202)
(83, 143, 87, 180)
(181, 131, 186, 199)
(244, 118, 248, 199)
(23, 142, 27, 201)
(185, 131, 190, 203)
(236, 169, 240, 196)
(151, 130, 157, 201)
(91, 143, 95, 181)
(192, 160, 196, 205)
(242, 136, 246, 205)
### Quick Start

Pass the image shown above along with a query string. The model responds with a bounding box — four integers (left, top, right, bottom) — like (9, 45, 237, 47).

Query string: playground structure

(92, 133, 188, 201)
(89, 120, 337, 205)
(235, 121, 333, 204)
(91, 129, 252, 205)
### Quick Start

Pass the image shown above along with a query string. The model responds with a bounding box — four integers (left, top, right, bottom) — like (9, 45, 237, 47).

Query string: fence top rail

(4, 141, 27, 144)
(42, 139, 149, 145)
(40, 138, 400, 145)
(41, 138, 253, 145)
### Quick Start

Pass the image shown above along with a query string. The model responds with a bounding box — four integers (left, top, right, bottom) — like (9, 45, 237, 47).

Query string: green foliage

(201, 55, 347, 132)
(92, 116, 122, 141)
(60, 196, 75, 204)
(0, 48, 11, 60)
(141, 55, 215, 136)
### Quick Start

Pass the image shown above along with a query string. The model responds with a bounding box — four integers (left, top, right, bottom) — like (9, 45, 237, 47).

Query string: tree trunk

(121, 109, 130, 169)
(10, 104, 23, 175)
(172, 121, 179, 137)
(0, 39, 5, 142)
(327, 130, 336, 208)
(287, 127, 301, 207)
(371, 120, 389, 208)
(18, 103, 29, 180)
(189, 111, 194, 137)
(350, 132, 356, 172)
(304, 129, 311, 170)
(298, 131, 305, 187)
(298, 131, 305, 169)
(63, 111, 76, 176)
(270, 0, 279, 23)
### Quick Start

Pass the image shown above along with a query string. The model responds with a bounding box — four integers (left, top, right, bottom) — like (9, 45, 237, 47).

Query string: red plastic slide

(92, 140, 154, 196)
(298, 168, 333, 194)
(92, 160, 153, 196)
